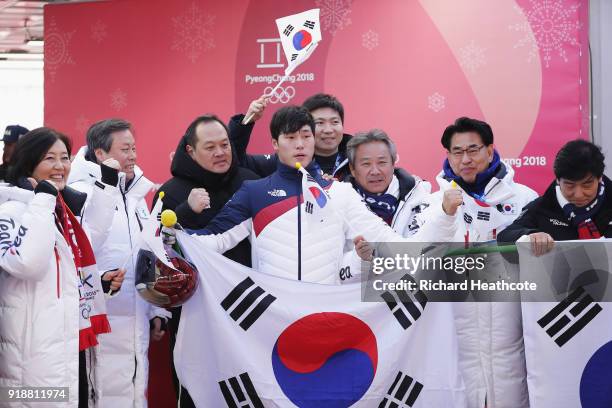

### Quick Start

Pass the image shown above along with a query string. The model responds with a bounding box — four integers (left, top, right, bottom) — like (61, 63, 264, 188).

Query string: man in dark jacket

(229, 93, 353, 180)
(498, 139, 612, 254)
(154, 114, 258, 407)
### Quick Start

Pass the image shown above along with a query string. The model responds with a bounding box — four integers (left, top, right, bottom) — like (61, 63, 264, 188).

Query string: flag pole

(243, 71, 292, 125)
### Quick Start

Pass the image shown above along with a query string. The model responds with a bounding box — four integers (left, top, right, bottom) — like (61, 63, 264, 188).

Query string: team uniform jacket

(0, 182, 116, 408)
(68, 147, 171, 408)
(189, 161, 457, 284)
(428, 163, 538, 408)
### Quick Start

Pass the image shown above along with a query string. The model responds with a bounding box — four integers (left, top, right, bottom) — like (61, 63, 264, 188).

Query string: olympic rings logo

(264, 86, 296, 104)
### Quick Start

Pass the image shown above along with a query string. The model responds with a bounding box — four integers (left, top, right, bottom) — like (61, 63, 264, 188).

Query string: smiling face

(31, 139, 71, 190)
(446, 131, 494, 183)
(311, 107, 344, 156)
(272, 124, 315, 168)
(187, 121, 232, 174)
(95, 129, 137, 181)
(350, 141, 395, 194)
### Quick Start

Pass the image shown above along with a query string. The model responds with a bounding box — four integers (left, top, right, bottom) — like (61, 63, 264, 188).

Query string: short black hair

(6, 127, 72, 184)
(269, 106, 315, 140)
(302, 93, 344, 123)
(182, 114, 230, 149)
(554, 139, 605, 180)
(85, 118, 132, 163)
(441, 117, 494, 150)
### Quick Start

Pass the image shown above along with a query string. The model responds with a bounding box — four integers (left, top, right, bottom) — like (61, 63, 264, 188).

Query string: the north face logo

(268, 189, 287, 197)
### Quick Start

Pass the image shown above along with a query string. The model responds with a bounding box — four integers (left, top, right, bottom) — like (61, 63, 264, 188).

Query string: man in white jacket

(68, 119, 170, 408)
(427, 117, 538, 408)
(178, 106, 462, 283)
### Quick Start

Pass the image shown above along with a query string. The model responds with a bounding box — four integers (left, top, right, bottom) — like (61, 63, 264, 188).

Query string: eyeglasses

(448, 144, 485, 159)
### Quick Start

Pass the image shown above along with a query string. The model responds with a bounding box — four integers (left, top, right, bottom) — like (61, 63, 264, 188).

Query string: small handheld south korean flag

(275, 8, 322, 76)
(296, 162, 329, 226)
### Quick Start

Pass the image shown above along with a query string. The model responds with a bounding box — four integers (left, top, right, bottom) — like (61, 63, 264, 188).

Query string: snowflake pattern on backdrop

(91, 20, 108, 43)
(110, 89, 128, 111)
(316, 0, 352, 36)
(459, 40, 486, 73)
(45, 17, 75, 82)
(75, 115, 90, 135)
(509, 0, 580, 68)
(428, 92, 446, 113)
(362, 30, 379, 51)
(171, 2, 216, 63)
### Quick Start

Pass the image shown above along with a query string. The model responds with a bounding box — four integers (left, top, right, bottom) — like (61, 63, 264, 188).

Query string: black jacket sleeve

(497, 200, 541, 243)
(228, 114, 278, 177)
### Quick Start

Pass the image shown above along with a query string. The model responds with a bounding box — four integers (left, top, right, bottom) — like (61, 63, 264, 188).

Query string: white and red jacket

(0, 182, 116, 408)
(189, 162, 457, 284)
(427, 163, 538, 408)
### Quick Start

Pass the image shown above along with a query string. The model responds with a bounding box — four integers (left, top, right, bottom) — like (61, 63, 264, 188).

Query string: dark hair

(302, 93, 344, 123)
(441, 117, 494, 150)
(85, 118, 132, 162)
(6, 127, 72, 184)
(182, 114, 230, 149)
(269, 106, 315, 140)
(554, 139, 605, 180)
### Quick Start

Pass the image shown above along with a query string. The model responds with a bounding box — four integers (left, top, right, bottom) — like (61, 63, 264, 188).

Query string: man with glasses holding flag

(425, 116, 537, 408)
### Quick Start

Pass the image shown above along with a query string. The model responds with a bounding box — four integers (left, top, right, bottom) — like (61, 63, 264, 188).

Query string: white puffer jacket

(189, 162, 457, 284)
(0, 182, 116, 408)
(428, 163, 538, 408)
(68, 148, 170, 408)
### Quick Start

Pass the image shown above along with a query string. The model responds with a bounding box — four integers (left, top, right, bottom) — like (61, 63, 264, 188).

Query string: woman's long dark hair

(6, 127, 72, 185)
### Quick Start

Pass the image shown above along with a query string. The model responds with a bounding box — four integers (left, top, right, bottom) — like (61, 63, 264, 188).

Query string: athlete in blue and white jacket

(183, 106, 459, 284)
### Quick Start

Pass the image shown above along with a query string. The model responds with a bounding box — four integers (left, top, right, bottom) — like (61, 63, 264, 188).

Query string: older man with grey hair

(68, 118, 171, 407)
(338, 129, 462, 283)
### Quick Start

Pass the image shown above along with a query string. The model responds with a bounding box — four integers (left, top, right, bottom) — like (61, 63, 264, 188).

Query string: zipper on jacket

(54, 247, 60, 298)
(297, 177, 302, 281)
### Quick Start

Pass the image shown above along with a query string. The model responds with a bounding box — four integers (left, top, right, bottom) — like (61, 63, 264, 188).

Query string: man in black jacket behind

(154, 114, 258, 407)
(498, 139, 612, 254)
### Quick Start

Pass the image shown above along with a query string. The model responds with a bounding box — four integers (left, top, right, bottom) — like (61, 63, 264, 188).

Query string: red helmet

(135, 247, 198, 307)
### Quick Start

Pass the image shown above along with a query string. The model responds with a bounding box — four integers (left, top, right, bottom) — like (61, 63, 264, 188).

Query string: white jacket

(428, 163, 538, 408)
(68, 147, 170, 408)
(338, 170, 454, 283)
(189, 163, 457, 284)
(0, 182, 116, 408)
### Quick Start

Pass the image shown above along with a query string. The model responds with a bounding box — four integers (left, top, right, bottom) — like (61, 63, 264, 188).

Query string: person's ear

(271, 138, 279, 152)
(486, 144, 495, 162)
(185, 144, 195, 158)
(94, 148, 107, 164)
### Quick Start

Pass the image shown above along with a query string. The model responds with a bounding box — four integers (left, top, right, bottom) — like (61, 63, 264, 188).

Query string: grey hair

(346, 129, 397, 167)
(85, 118, 132, 163)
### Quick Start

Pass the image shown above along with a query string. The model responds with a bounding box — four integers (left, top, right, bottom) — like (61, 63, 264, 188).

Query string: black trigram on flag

(537, 286, 602, 347)
(463, 213, 473, 224)
(218, 372, 264, 408)
(291, 53, 298, 61)
(283, 24, 294, 36)
(379, 371, 423, 407)
(304, 20, 315, 29)
(220, 277, 276, 331)
(305, 201, 314, 214)
(476, 211, 490, 221)
(380, 274, 427, 330)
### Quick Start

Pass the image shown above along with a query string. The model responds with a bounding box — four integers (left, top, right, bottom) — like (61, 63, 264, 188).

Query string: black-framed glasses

(448, 144, 485, 159)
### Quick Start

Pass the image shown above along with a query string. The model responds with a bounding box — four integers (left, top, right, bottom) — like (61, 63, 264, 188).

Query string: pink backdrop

(44, 0, 588, 194)
(43, 0, 589, 405)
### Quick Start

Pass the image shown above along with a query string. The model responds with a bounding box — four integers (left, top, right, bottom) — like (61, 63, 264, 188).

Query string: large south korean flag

(173, 232, 466, 407)
(275, 9, 322, 76)
(519, 238, 612, 408)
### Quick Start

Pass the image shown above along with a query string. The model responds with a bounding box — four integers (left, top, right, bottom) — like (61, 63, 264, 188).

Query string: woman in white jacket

(0, 128, 121, 407)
